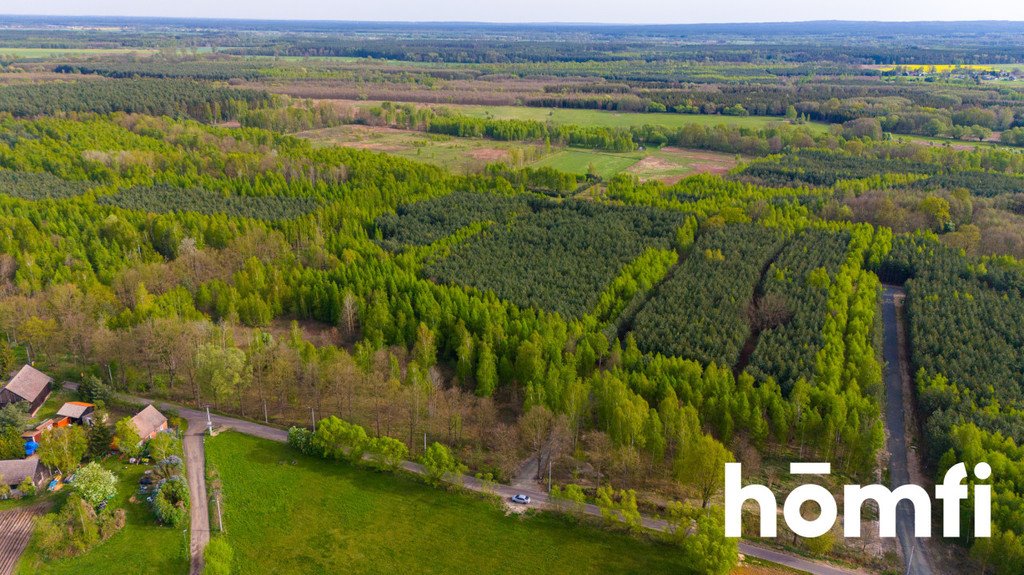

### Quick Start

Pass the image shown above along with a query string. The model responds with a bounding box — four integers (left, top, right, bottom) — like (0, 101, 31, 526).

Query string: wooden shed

(56, 401, 96, 425)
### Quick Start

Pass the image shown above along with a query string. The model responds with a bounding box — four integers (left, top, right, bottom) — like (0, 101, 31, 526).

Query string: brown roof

(132, 404, 167, 438)
(56, 402, 94, 419)
(0, 459, 41, 486)
(4, 365, 53, 402)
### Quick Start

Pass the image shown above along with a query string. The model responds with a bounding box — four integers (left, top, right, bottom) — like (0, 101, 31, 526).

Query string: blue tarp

(24, 440, 39, 456)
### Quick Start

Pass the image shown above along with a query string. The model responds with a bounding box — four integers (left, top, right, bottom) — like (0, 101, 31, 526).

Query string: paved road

(882, 286, 933, 575)
(105, 391, 864, 575)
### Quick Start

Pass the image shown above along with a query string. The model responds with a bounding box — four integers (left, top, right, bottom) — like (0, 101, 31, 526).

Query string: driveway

(183, 427, 209, 575)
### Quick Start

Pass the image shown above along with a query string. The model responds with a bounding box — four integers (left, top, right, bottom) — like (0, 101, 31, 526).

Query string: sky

(5, 0, 1024, 24)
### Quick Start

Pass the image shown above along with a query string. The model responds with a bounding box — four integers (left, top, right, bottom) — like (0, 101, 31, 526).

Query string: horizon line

(3, 14, 1024, 27)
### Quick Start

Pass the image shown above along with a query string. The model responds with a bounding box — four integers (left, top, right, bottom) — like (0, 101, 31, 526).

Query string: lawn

(15, 461, 187, 575)
(206, 432, 698, 575)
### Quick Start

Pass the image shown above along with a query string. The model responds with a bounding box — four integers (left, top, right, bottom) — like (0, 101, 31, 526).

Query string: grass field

(297, 125, 541, 172)
(299, 125, 739, 181)
(206, 432, 700, 575)
(15, 462, 187, 575)
(531, 149, 639, 178)
(898, 133, 1010, 150)
(533, 147, 738, 180)
(335, 99, 831, 133)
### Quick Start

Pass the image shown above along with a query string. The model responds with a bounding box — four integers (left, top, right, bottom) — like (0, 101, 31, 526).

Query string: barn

(0, 365, 53, 416)
(0, 458, 48, 490)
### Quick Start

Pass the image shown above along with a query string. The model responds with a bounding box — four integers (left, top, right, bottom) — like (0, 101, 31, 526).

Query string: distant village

(879, 64, 1024, 83)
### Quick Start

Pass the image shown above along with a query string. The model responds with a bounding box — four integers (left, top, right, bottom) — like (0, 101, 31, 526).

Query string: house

(56, 401, 96, 425)
(20, 417, 70, 444)
(0, 458, 48, 490)
(0, 365, 53, 416)
(132, 405, 168, 441)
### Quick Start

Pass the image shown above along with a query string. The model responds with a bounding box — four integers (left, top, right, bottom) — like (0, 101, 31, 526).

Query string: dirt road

(882, 286, 933, 575)
(183, 427, 209, 575)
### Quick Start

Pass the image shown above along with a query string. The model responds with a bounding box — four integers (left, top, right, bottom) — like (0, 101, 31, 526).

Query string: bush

(17, 477, 35, 498)
(153, 476, 190, 528)
(115, 417, 143, 458)
(365, 436, 409, 471)
(153, 456, 184, 480)
(310, 416, 368, 463)
(286, 426, 314, 456)
(204, 537, 234, 575)
(72, 462, 118, 507)
(147, 433, 182, 461)
(421, 442, 463, 486)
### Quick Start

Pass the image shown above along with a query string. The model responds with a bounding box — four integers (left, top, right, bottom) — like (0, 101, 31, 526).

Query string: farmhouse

(132, 404, 168, 440)
(56, 401, 96, 425)
(0, 458, 47, 490)
(0, 365, 53, 416)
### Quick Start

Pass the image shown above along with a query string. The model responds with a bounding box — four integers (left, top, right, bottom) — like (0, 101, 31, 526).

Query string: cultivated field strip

(0, 503, 47, 575)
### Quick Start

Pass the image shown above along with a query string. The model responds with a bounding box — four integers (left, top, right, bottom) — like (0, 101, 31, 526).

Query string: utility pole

(905, 544, 915, 575)
(311, 408, 316, 431)
(263, 401, 269, 424)
(206, 406, 213, 435)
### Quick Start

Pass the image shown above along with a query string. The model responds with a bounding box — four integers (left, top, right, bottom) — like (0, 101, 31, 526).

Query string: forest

(1, 17, 1024, 575)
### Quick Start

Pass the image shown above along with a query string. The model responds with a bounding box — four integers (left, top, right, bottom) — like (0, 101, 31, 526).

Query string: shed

(20, 417, 69, 443)
(56, 401, 96, 424)
(132, 405, 168, 441)
(0, 365, 53, 416)
(0, 458, 47, 489)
